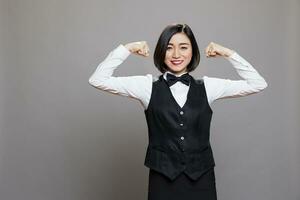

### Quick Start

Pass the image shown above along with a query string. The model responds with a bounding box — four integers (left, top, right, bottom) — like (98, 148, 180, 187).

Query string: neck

(166, 70, 188, 77)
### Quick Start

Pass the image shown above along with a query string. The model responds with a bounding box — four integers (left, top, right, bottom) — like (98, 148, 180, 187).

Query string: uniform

(145, 74, 217, 199)
(88, 44, 268, 200)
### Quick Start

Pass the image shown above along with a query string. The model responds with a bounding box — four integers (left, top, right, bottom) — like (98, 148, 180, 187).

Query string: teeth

(172, 61, 183, 64)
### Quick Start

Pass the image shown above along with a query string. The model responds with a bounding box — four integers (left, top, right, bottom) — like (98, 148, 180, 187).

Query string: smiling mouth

(171, 60, 184, 65)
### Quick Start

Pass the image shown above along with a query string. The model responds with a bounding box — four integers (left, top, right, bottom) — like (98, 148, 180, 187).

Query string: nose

(172, 48, 180, 58)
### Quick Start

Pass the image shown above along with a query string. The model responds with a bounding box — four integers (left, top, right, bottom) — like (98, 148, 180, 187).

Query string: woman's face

(164, 32, 193, 75)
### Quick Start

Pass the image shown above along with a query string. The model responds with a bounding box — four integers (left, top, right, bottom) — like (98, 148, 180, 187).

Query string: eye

(181, 46, 188, 49)
(166, 46, 172, 50)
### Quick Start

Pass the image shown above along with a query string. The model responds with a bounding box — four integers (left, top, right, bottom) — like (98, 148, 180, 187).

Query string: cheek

(164, 52, 172, 61)
(185, 50, 193, 60)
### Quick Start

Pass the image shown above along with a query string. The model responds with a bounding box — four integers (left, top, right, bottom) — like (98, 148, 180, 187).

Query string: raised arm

(88, 42, 153, 109)
(203, 42, 268, 105)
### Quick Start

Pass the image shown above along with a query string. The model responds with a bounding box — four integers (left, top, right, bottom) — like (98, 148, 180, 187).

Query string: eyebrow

(168, 43, 190, 46)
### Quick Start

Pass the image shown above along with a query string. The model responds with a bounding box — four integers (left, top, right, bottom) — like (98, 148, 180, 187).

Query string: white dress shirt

(88, 44, 268, 110)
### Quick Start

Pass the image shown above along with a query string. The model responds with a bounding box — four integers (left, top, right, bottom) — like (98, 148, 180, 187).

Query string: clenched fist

(205, 42, 235, 58)
(124, 41, 150, 57)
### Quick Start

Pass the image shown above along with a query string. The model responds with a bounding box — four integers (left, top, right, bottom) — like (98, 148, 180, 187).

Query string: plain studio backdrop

(0, 0, 299, 200)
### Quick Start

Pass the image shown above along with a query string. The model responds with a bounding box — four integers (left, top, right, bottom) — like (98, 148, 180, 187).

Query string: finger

(207, 50, 211, 57)
(137, 49, 143, 55)
(145, 47, 150, 56)
(208, 46, 214, 55)
(206, 50, 210, 57)
(205, 50, 209, 57)
(139, 44, 144, 54)
(138, 48, 146, 57)
(206, 48, 213, 57)
(144, 45, 150, 56)
(142, 48, 147, 56)
(143, 45, 147, 53)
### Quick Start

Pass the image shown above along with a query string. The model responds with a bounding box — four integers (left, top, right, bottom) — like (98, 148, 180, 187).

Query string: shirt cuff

(113, 44, 131, 60)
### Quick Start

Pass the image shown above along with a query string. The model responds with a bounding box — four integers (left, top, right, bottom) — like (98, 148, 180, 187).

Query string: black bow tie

(166, 73, 191, 86)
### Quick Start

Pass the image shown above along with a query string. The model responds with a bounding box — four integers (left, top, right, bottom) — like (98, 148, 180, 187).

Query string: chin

(168, 65, 187, 73)
(168, 69, 187, 75)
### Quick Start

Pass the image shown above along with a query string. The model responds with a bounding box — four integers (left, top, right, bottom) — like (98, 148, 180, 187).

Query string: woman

(88, 23, 268, 200)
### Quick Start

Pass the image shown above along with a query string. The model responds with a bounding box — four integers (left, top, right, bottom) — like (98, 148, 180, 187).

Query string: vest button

(180, 111, 184, 115)
(180, 123, 183, 126)
(180, 136, 184, 140)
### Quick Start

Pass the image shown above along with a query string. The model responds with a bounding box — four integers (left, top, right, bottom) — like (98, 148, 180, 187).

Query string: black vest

(143, 74, 215, 181)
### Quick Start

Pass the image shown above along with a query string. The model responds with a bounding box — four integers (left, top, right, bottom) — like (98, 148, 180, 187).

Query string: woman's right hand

(124, 41, 150, 57)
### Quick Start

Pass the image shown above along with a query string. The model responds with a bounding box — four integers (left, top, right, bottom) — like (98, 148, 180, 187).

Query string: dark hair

(153, 23, 200, 73)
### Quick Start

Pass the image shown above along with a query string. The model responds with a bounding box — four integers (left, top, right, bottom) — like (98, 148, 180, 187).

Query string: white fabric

(88, 44, 268, 110)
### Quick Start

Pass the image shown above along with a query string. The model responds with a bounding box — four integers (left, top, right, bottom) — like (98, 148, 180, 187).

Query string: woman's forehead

(168, 34, 191, 44)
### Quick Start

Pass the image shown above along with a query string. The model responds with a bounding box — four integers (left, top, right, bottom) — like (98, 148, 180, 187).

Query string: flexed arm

(203, 42, 268, 105)
(88, 41, 152, 109)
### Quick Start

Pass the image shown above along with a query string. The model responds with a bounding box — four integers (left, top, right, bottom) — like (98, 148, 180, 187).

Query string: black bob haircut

(153, 23, 200, 73)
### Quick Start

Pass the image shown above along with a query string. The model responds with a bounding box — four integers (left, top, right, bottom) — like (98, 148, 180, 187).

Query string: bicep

(204, 76, 263, 104)
(89, 74, 152, 107)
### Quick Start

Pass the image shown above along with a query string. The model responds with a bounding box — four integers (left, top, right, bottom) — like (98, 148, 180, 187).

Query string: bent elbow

(88, 77, 104, 88)
(258, 80, 268, 90)
(249, 78, 268, 92)
(262, 81, 268, 89)
(254, 81, 268, 92)
(88, 76, 112, 92)
(88, 77, 97, 86)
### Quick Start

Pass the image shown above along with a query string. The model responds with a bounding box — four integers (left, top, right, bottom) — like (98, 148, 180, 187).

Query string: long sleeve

(88, 44, 153, 109)
(203, 51, 268, 105)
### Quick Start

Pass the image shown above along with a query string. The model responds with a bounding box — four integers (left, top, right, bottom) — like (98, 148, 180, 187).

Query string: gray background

(1, 0, 299, 199)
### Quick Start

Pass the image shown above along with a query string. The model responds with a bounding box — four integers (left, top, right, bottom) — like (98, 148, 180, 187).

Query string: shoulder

(152, 74, 159, 82)
(151, 74, 163, 84)
(193, 75, 229, 91)
(191, 75, 204, 85)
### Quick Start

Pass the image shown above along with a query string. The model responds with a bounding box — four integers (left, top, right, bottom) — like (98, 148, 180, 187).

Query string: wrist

(223, 48, 235, 57)
(124, 44, 132, 52)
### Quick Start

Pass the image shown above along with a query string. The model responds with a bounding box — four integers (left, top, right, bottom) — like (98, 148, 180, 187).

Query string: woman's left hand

(205, 42, 235, 58)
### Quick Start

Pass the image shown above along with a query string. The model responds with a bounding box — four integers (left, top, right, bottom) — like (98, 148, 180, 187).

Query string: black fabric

(147, 167, 217, 200)
(143, 74, 215, 181)
(166, 72, 191, 86)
